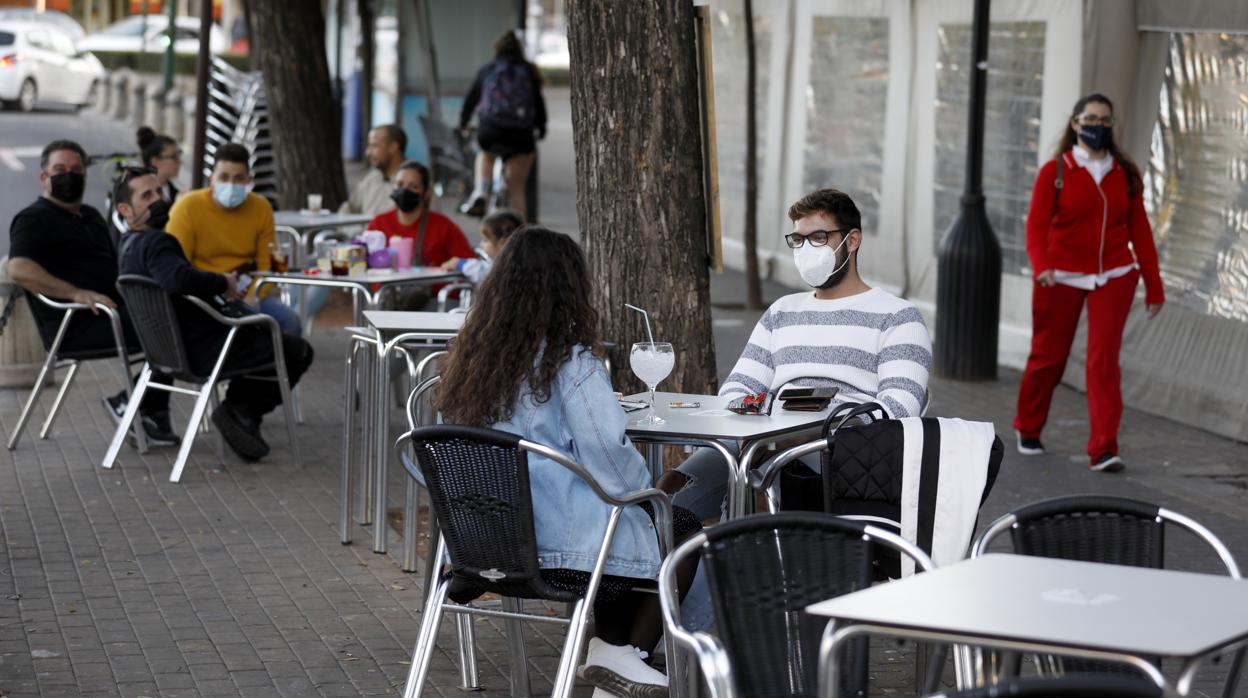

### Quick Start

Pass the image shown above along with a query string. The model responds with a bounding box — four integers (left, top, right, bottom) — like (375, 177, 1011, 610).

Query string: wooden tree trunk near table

(249, 0, 348, 211)
(567, 0, 718, 396)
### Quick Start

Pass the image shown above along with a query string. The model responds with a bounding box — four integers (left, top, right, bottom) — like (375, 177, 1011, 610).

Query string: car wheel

(17, 79, 36, 113)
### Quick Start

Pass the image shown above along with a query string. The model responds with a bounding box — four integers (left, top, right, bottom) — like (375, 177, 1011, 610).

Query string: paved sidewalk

(2, 100, 1246, 696)
(2, 281, 1246, 697)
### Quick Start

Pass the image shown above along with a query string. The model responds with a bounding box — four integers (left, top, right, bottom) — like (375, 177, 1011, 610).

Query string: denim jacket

(492, 346, 662, 579)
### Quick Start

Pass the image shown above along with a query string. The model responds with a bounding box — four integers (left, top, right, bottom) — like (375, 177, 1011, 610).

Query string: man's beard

(816, 249, 850, 290)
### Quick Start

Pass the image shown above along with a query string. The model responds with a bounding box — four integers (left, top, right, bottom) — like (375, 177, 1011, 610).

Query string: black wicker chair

(7, 293, 148, 452)
(659, 512, 939, 698)
(100, 275, 299, 482)
(394, 424, 676, 698)
(972, 495, 1243, 696)
(924, 674, 1163, 697)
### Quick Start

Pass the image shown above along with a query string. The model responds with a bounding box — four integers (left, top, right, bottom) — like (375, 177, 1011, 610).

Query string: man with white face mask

(662, 188, 933, 521)
(166, 142, 302, 335)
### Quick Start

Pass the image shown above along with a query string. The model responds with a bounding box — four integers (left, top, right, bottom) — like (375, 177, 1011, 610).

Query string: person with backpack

(457, 30, 547, 221)
(1014, 93, 1165, 473)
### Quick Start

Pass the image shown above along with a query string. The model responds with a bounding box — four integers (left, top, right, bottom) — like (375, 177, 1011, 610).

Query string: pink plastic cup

(390, 236, 415, 269)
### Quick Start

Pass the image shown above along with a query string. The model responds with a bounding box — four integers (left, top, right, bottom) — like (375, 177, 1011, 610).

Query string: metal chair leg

(170, 380, 217, 483)
(456, 613, 481, 691)
(502, 597, 532, 697)
(208, 384, 225, 462)
(357, 347, 374, 525)
(267, 324, 301, 469)
(7, 348, 58, 450)
(341, 338, 361, 544)
(404, 538, 451, 698)
(551, 599, 589, 698)
(101, 365, 152, 469)
(402, 479, 421, 572)
(37, 360, 78, 439)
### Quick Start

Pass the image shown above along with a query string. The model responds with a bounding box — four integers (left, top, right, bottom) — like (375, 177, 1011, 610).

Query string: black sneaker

(1091, 453, 1125, 473)
(140, 411, 180, 447)
(102, 391, 127, 422)
(1015, 430, 1045, 456)
(211, 403, 269, 462)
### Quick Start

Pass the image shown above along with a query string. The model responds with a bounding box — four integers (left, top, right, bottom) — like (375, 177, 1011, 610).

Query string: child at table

(439, 209, 523, 284)
(435, 226, 702, 696)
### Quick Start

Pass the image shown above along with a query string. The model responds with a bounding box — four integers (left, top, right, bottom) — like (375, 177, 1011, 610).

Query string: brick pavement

(2, 298, 1245, 696)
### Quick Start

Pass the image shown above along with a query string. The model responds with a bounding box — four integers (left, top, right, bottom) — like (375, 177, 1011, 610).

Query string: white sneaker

(591, 689, 618, 698)
(580, 638, 668, 698)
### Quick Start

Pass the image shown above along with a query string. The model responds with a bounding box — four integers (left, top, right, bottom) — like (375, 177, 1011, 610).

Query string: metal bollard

(129, 80, 147, 129)
(144, 87, 165, 132)
(111, 70, 130, 121)
(164, 88, 184, 138)
(96, 73, 111, 114)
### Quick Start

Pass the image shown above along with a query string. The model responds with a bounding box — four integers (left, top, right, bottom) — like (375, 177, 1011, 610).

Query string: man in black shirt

(7, 140, 177, 445)
(115, 168, 314, 462)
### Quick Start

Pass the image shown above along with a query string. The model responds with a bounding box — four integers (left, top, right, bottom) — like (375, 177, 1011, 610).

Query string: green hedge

(89, 50, 251, 76)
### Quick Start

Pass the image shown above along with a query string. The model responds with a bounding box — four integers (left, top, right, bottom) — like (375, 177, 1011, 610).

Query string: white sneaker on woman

(580, 637, 668, 698)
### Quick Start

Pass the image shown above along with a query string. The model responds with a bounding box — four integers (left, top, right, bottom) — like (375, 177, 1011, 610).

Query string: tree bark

(567, 1, 718, 395)
(358, 0, 375, 155)
(249, 0, 348, 210)
(743, 0, 764, 310)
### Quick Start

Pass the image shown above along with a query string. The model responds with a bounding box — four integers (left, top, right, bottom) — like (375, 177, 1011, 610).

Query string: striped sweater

(721, 287, 932, 418)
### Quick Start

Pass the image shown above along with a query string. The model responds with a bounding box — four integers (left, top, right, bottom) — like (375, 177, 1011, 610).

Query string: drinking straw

(624, 303, 655, 344)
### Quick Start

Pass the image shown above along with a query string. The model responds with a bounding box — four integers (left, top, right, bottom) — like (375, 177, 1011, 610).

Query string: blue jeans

(292, 286, 332, 321)
(257, 297, 302, 336)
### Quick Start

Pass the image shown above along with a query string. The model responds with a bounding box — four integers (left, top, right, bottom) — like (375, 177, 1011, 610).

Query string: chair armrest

(34, 293, 117, 318)
(181, 295, 281, 331)
(747, 437, 829, 491)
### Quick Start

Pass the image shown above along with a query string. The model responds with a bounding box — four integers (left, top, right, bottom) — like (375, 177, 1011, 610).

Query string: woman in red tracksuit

(1014, 93, 1165, 473)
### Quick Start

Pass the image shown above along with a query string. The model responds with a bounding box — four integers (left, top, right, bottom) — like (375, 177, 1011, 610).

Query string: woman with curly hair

(435, 226, 699, 697)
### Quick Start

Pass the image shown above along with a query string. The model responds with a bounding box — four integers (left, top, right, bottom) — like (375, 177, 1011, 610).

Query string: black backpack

(477, 58, 537, 130)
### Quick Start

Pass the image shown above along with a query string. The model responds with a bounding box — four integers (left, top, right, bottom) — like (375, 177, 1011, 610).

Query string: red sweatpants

(1013, 270, 1139, 461)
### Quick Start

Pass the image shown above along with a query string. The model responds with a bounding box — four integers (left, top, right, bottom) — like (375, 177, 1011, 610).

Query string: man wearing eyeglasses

(662, 188, 933, 520)
(115, 168, 315, 462)
(7, 140, 179, 445)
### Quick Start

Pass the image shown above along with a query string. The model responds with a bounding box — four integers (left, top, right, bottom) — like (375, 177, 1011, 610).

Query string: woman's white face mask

(792, 232, 851, 287)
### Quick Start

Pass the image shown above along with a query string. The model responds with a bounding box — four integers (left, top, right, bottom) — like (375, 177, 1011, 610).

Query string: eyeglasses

(117, 166, 157, 184)
(1076, 114, 1115, 127)
(157, 150, 183, 162)
(785, 229, 849, 248)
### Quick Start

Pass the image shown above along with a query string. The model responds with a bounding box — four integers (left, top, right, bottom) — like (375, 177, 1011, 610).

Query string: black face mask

(390, 188, 423, 213)
(141, 198, 171, 230)
(49, 171, 86, 203)
(1078, 124, 1112, 152)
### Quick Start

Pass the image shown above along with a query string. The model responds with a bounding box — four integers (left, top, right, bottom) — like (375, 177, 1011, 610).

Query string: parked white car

(78, 14, 227, 55)
(0, 9, 84, 40)
(0, 21, 105, 112)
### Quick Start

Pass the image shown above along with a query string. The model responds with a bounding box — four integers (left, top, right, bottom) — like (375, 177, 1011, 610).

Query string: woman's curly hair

(434, 226, 601, 425)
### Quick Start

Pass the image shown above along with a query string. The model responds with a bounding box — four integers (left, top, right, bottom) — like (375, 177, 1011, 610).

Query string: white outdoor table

(255, 267, 464, 331)
(807, 554, 1248, 696)
(622, 391, 832, 519)
(341, 311, 465, 559)
(273, 210, 373, 254)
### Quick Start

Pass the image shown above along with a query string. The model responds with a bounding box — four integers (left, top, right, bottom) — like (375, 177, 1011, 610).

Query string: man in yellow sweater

(166, 143, 300, 335)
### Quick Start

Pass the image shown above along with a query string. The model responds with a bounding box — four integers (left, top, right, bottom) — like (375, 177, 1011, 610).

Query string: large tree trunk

(358, 0, 375, 155)
(743, 0, 764, 310)
(567, 1, 717, 395)
(250, 0, 348, 210)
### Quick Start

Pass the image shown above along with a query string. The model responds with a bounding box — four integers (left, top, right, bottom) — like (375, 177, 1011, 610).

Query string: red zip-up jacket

(1025, 149, 1165, 305)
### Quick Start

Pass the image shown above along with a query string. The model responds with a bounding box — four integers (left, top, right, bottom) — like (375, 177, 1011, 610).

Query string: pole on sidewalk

(192, 0, 212, 189)
(934, 0, 1001, 381)
(162, 0, 178, 93)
